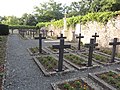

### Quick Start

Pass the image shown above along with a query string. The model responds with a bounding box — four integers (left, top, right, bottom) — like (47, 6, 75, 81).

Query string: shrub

(0, 24, 9, 35)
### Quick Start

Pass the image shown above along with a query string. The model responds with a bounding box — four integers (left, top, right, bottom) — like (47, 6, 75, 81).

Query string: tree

(1, 16, 19, 25)
(89, 0, 120, 12)
(34, 0, 64, 22)
(19, 13, 37, 26)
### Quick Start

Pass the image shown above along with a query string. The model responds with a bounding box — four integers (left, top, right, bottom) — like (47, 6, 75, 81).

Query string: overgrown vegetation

(37, 11, 120, 28)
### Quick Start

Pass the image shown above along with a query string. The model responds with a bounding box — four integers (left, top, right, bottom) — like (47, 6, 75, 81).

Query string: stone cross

(109, 38, 120, 63)
(45, 30, 48, 37)
(41, 29, 45, 37)
(76, 33, 84, 50)
(34, 34, 46, 53)
(57, 34, 66, 39)
(72, 31, 76, 42)
(85, 39, 98, 67)
(52, 38, 71, 72)
(92, 33, 99, 43)
(49, 30, 53, 36)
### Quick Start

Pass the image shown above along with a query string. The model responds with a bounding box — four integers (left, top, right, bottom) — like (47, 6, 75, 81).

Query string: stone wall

(47, 15, 120, 51)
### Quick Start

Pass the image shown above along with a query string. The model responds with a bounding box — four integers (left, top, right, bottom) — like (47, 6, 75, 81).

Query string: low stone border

(33, 56, 74, 77)
(27, 47, 50, 56)
(63, 53, 100, 70)
(51, 77, 95, 90)
(88, 70, 118, 90)
(115, 68, 120, 72)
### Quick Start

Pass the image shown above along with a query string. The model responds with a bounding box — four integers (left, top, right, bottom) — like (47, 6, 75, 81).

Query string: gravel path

(4, 34, 120, 90)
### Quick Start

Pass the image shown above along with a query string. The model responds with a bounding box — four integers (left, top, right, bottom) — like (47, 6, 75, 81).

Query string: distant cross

(109, 38, 120, 63)
(72, 31, 76, 42)
(41, 29, 45, 37)
(57, 34, 66, 39)
(45, 30, 48, 37)
(92, 33, 99, 43)
(85, 39, 98, 67)
(52, 38, 71, 72)
(34, 34, 46, 53)
(76, 33, 84, 50)
(49, 30, 53, 36)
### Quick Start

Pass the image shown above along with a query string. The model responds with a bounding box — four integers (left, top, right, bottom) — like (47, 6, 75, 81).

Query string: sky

(0, 0, 80, 17)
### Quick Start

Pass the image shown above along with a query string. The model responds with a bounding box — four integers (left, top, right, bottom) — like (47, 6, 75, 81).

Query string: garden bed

(0, 36, 7, 90)
(45, 46, 68, 54)
(81, 52, 120, 65)
(66, 45, 87, 53)
(63, 53, 99, 70)
(51, 77, 95, 90)
(33, 55, 73, 76)
(95, 48, 120, 60)
(88, 70, 120, 90)
(27, 47, 49, 55)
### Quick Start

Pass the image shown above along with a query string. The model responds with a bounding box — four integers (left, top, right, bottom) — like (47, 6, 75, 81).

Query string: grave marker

(92, 33, 99, 43)
(52, 38, 71, 72)
(35, 34, 46, 53)
(57, 34, 66, 39)
(109, 38, 120, 63)
(85, 39, 98, 67)
(50, 30, 53, 36)
(76, 33, 84, 50)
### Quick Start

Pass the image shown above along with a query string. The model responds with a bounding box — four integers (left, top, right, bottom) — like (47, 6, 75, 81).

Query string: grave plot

(27, 47, 49, 55)
(66, 33, 87, 52)
(33, 55, 73, 76)
(45, 46, 68, 54)
(80, 52, 120, 65)
(95, 48, 120, 59)
(95, 38, 120, 60)
(0, 36, 7, 90)
(27, 34, 49, 55)
(51, 77, 95, 90)
(88, 70, 120, 90)
(63, 53, 99, 70)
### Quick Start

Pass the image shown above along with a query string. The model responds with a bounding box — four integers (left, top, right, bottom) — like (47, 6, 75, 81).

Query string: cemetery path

(3, 34, 120, 90)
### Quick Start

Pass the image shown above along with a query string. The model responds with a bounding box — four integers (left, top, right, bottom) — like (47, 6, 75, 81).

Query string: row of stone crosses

(34, 32, 120, 72)
(18, 29, 54, 38)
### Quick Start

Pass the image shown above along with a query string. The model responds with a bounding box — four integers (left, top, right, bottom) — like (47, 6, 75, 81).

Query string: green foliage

(9, 25, 36, 29)
(37, 11, 119, 29)
(1, 16, 20, 25)
(0, 24, 9, 35)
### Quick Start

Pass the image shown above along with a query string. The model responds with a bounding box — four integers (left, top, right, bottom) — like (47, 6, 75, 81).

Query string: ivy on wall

(36, 11, 120, 29)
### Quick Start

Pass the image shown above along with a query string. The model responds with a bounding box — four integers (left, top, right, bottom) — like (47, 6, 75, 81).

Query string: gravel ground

(3, 34, 120, 90)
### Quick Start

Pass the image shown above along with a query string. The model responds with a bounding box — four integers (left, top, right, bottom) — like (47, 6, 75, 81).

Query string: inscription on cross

(85, 39, 98, 67)
(92, 33, 99, 43)
(34, 34, 46, 53)
(57, 34, 66, 39)
(76, 33, 84, 50)
(52, 38, 71, 72)
(109, 38, 120, 63)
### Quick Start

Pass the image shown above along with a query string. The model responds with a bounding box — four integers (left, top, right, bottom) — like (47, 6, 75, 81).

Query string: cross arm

(76, 36, 84, 38)
(109, 42, 120, 45)
(52, 45, 60, 49)
(64, 45, 71, 48)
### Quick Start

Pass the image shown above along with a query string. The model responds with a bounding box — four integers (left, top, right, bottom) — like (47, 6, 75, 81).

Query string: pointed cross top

(57, 34, 66, 39)
(92, 33, 99, 43)
(76, 33, 84, 50)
